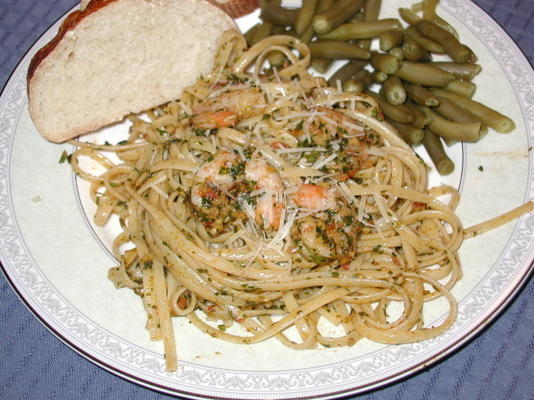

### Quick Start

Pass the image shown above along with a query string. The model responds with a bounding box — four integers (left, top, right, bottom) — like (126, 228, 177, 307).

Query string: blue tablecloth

(0, 0, 532, 399)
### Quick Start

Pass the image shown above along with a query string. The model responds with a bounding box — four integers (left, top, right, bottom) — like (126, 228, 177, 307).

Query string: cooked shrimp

(291, 205, 362, 261)
(307, 107, 365, 146)
(245, 158, 285, 230)
(293, 184, 336, 210)
(192, 88, 265, 129)
(245, 158, 284, 193)
(255, 201, 284, 231)
(191, 151, 237, 208)
(192, 110, 238, 129)
(293, 216, 333, 259)
(195, 151, 236, 184)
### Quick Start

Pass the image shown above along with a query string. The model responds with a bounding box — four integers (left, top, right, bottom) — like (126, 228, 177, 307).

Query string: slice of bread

(28, 0, 235, 142)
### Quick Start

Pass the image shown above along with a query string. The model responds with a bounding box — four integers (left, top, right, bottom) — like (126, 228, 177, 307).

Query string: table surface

(1, 0, 533, 399)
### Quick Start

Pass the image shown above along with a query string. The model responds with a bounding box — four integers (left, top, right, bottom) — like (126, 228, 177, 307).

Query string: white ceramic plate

(1, 0, 532, 398)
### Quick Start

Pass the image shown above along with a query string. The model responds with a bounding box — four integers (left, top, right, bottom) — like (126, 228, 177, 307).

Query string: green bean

(405, 102, 431, 128)
(430, 88, 515, 133)
(404, 82, 440, 106)
(298, 0, 336, 42)
(311, 58, 334, 74)
(367, 91, 415, 124)
(398, 7, 421, 25)
(363, 0, 382, 21)
(410, 3, 423, 12)
(359, 42, 373, 52)
(353, 68, 373, 86)
(420, 0, 438, 16)
(379, 30, 405, 51)
(434, 96, 488, 138)
(372, 70, 388, 83)
(317, 19, 402, 40)
(477, 125, 489, 140)
(285, 27, 297, 37)
(371, 52, 399, 74)
(318, 0, 336, 12)
(313, 0, 365, 34)
(267, 26, 289, 67)
(445, 79, 476, 98)
(343, 69, 373, 92)
(283, 27, 309, 49)
(466, 47, 477, 63)
(431, 62, 482, 80)
(327, 60, 368, 86)
(359, 0, 382, 49)
(414, 0, 460, 39)
(415, 20, 473, 63)
(298, 23, 315, 43)
(343, 79, 366, 93)
(308, 41, 371, 59)
(266, 53, 285, 67)
(396, 62, 456, 87)
(243, 24, 261, 47)
(313, 0, 337, 26)
(250, 22, 274, 46)
(442, 138, 457, 147)
(381, 76, 406, 105)
(417, 0, 435, 15)
(350, 12, 365, 23)
(388, 47, 404, 61)
(424, 107, 481, 142)
(435, 17, 459, 40)
(295, 0, 319, 35)
(406, 26, 445, 54)
(423, 129, 455, 175)
(402, 37, 430, 62)
(259, 0, 297, 26)
(388, 119, 425, 145)
(343, 15, 367, 50)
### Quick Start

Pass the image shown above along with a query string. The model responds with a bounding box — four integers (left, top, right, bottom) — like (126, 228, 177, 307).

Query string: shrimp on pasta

(68, 30, 532, 371)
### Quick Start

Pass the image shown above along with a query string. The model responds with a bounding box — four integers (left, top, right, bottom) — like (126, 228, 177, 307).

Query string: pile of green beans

(246, 0, 515, 175)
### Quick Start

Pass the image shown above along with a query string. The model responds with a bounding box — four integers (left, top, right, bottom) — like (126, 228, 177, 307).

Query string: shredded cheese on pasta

(69, 30, 532, 372)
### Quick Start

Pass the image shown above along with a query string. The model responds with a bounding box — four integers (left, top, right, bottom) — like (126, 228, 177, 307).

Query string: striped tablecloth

(1, 1, 532, 399)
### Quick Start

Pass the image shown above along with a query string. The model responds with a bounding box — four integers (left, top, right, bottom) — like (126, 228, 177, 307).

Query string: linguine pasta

(68, 30, 531, 371)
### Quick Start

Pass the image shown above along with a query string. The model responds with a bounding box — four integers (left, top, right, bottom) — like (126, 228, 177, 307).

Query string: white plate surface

(0, 0, 532, 398)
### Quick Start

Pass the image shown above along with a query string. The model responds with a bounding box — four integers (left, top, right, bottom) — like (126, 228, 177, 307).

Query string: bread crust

(27, 0, 117, 86)
(27, 0, 236, 142)
(27, 0, 252, 85)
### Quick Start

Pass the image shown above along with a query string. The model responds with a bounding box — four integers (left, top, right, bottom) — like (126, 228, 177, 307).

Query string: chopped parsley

(372, 245, 383, 253)
(219, 161, 245, 177)
(58, 150, 71, 164)
(143, 261, 153, 270)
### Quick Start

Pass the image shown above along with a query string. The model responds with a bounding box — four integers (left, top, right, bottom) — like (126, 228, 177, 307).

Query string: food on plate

(27, 0, 235, 143)
(28, 0, 531, 374)
(65, 29, 516, 372)
(422, 128, 453, 175)
(252, 0, 516, 175)
(82, 0, 260, 17)
(308, 40, 371, 60)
